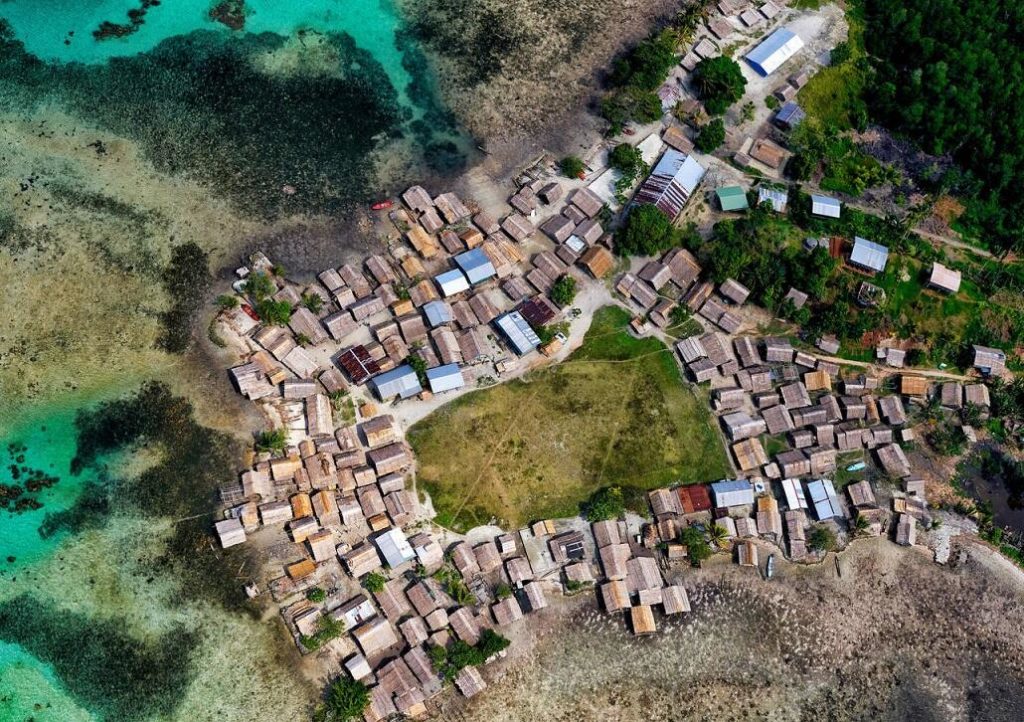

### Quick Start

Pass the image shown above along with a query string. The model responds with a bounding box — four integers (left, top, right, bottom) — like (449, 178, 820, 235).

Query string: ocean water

(0, 0, 423, 117)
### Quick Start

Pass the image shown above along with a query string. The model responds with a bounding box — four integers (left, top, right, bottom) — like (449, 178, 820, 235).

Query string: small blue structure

(849, 237, 889, 273)
(746, 28, 805, 76)
(454, 248, 497, 285)
(370, 365, 422, 400)
(775, 101, 806, 129)
(425, 363, 465, 393)
(422, 300, 452, 328)
(493, 311, 540, 356)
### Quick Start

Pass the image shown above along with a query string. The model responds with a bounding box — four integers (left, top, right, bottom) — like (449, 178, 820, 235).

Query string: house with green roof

(716, 186, 749, 212)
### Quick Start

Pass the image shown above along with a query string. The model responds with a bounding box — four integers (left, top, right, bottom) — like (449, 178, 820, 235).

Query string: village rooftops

(811, 194, 841, 218)
(711, 479, 755, 508)
(973, 345, 1007, 375)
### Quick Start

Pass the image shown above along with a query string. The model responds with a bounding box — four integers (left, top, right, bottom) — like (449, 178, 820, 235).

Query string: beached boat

(766, 553, 775, 580)
(371, 200, 393, 210)
(241, 304, 260, 321)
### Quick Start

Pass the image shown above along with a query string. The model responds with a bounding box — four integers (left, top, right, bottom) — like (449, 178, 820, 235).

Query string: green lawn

(408, 306, 731, 532)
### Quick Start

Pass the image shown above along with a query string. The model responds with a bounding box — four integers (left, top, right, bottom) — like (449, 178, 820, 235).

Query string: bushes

(560, 156, 585, 179)
(306, 587, 326, 603)
(679, 526, 711, 566)
(692, 56, 747, 115)
(299, 614, 344, 651)
(362, 571, 387, 594)
(159, 242, 212, 353)
(601, 30, 677, 130)
(609, 143, 649, 199)
(808, 524, 837, 552)
(243, 271, 275, 300)
(255, 298, 292, 325)
(694, 118, 725, 153)
(255, 428, 287, 453)
(582, 486, 624, 522)
(301, 292, 324, 313)
(550, 275, 577, 307)
(324, 677, 369, 721)
(616, 204, 681, 256)
(428, 629, 511, 681)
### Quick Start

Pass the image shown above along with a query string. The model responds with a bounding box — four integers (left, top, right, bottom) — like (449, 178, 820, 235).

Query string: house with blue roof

(454, 248, 497, 285)
(746, 28, 805, 76)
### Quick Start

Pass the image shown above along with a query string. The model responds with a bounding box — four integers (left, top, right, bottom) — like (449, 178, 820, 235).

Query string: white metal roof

(371, 365, 422, 400)
(374, 527, 415, 568)
(454, 248, 497, 285)
(758, 187, 788, 212)
(806, 479, 842, 520)
(746, 28, 805, 76)
(710, 479, 755, 508)
(422, 300, 452, 328)
(811, 194, 841, 218)
(781, 478, 809, 510)
(850, 237, 889, 272)
(435, 269, 470, 297)
(426, 363, 465, 393)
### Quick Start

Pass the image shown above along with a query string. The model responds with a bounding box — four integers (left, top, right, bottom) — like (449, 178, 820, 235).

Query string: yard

(408, 306, 731, 532)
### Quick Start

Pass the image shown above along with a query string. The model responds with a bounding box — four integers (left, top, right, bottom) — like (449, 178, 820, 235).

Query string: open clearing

(409, 306, 730, 531)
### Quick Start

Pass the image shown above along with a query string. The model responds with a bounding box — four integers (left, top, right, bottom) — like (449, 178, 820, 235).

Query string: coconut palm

(707, 522, 729, 547)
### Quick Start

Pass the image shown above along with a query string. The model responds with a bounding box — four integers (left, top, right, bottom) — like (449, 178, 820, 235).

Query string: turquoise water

(0, 0, 421, 114)
(0, 641, 93, 721)
(0, 401, 97, 569)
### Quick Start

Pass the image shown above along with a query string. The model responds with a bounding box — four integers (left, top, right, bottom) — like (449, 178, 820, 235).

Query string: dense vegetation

(692, 57, 746, 115)
(616, 203, 682, 256)
(550, 275, 577, 307)
(863, 0, 1024, 253)
(695, 118, 725, 153)
(427, 629, 510, 681)
(609, 142, 649, 199)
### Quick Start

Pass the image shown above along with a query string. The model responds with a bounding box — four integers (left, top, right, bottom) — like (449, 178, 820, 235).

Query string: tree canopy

(692, 56, 747, 115)
(616, 204, 681, 256)
(863, 0, 1024, 254)
(694, 118, 725, 153)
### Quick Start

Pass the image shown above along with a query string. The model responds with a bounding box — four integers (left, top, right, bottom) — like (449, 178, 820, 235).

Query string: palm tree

(853, 514, 870, 537)
(707, 522, 729, 547)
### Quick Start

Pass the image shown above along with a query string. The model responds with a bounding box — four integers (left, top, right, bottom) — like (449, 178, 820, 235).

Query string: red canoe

(371, 200, 393, 210)
(241, 304, 260, 321)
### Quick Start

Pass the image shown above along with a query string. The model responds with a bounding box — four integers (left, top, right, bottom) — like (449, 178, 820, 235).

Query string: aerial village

(208, 1, 1009, 718)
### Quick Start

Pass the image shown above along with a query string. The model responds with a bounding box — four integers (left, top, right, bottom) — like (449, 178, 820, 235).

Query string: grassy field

(408, 306, 731, 532)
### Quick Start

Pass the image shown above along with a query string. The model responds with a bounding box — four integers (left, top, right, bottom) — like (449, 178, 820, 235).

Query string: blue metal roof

(775, 101, 805, 126)
(850, 237, 889, 272)
(454, 248, 497, 285)
(746, 28, 804, 76)
(425, 363, 465, 393)
(370, 364, 422, 400)
(422, 300, 452, 328)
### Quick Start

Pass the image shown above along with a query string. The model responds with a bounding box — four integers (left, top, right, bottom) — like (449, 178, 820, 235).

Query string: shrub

(362, 571, 387, 594)
(494, 582, 512, 600)
(255, 298, 292, 325)
(694, 118, 726, 152)
(808, 524, 837, 552)
(216, 294, 239, 309)
(254, 428, 287, 453)
(299, 615, 344, 651)
(306, 587, 326, 603)
(582, 486, 625, 522)
(324, 677, 369, 721)
(693, 56, 747, 115)
(243, 271, 275, 300)
(616, 203, 680, 256)
(765, 95, 780, 109)
(301, 292, 324, 314)
(679, 526, 711, 566)
(550, 275, 577, 307)
(560, 156, 585, 178)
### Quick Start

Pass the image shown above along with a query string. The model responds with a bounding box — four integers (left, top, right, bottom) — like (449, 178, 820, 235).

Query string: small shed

(426, 364, 465, 394)
(811, 194, 841, 218)
(928, 262, 961, 294)
(849, 237, 889, 274)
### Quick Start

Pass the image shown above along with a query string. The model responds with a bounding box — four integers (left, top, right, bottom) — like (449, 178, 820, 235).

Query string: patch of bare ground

(432, 539, 1024, 721)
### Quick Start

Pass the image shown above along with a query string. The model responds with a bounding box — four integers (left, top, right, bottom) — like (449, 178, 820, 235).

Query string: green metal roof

(716, 186, 749, 211)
